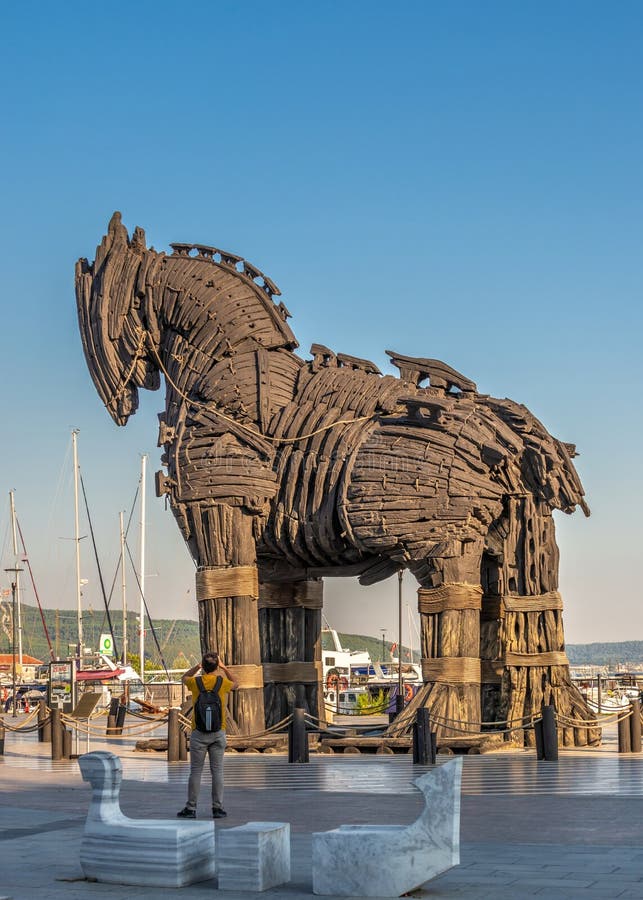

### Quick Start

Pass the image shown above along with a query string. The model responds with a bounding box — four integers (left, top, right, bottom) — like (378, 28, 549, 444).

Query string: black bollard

(167, 708, 180, 762)
(115, 702, 127, 736)
(179, 728, 188, 761)
(62, 728, 72, 760)
(412, 708, 435, 764)
(629, 699, 641, 754)
(541, 705, 558, 761)
(288, 707, 309, 763)
(412, 708, 426, 764)
(618, 714, 632, 753)
(107, 698, 119, 735)
(38, 699, 47, 742)
(51, 708, 63, 760)
(0, 722, 5, 756)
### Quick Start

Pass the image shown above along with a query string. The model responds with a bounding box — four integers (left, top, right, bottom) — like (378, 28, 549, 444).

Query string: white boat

(581, 686, 640, 712)
(325, 684, 389, 715)
(322, 626, 422, 716)
(322, 627, 371, 689)
(322, 627, 422, 686)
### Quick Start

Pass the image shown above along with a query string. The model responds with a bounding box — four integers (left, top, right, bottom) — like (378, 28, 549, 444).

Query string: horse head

(75, 212, 161, 426)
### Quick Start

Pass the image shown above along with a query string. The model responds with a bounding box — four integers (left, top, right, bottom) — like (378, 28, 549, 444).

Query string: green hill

(1, 603, 418, 669)
(2, 603, 640, 669)
(566, 642, 643, 667)
(0, 601, 201, 669)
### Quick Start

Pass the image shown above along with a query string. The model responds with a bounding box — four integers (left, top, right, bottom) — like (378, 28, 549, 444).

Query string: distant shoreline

(2, 602, 641, 668)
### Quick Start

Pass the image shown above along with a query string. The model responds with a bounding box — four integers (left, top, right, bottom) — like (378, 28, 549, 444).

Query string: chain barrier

(225, 714, 295, 741)
(419, 710, 540, 729)
(556, 708, 631, 729)
(0, 707, 43, 732)
(177, 711, 294, 742)
(303, 712, 385, 737)
(60, 713, 168, 738)
(424, 712, 542, 737)
(1, 698, 631, 748)
(126, 708, 169, 722)
(244, 713, 293, 738)
(323, 701, 392, 716)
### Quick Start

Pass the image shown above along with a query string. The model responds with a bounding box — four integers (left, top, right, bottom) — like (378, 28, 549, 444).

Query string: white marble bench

(217, 821, 290, 892)
(312, 757, 462, 897)
(78, 751, 215, 887)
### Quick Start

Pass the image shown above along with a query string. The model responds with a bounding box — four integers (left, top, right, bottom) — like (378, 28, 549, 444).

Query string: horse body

(76, 213, 597, 744)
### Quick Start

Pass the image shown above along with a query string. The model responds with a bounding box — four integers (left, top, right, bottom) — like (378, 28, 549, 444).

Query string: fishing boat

(322, 626, 422, 716)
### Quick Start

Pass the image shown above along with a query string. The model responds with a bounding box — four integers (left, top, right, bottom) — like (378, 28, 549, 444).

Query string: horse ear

(131, 226, 147, 251)
(96, 211, 129, 262)
(107, 210, 127, 240)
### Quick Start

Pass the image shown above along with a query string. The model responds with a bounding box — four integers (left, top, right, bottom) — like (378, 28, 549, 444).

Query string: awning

(76, 668, 126, 681)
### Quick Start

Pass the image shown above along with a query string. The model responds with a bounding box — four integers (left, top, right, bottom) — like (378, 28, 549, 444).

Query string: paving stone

(3, 730, 643, 898)
(532, 891, 625, 899)
(437, 873, 520, 885)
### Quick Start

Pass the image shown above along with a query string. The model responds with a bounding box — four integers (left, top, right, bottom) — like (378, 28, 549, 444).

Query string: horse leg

(184, 502, 266, 735)
(258, 578, 324, 728)
(498, 497, 600, 748)
(389, 540, 484, 742)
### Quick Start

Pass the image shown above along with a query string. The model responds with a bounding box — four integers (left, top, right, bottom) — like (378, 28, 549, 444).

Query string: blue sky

(0, 1, 641, 648)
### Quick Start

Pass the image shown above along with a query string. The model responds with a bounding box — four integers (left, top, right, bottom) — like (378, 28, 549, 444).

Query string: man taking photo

(177, 651, 237, 819)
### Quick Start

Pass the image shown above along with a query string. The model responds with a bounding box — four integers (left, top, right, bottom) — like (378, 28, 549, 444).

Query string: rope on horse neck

(143, 333, 376, 446)
(105, 328, 148, 409)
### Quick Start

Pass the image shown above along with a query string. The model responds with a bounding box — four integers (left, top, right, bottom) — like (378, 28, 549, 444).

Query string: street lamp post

(4, 567, 24, 718)
(397, 570, 404, 713)
(380, 629, 387, 663)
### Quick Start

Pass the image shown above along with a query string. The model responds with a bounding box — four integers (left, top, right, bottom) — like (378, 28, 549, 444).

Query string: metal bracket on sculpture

(386, 350, 477, 393)
(399, 395, 454, 425)
(336, 352, 381, 375)
(310, 343, 337, 371)
(155, 470, 175, 497)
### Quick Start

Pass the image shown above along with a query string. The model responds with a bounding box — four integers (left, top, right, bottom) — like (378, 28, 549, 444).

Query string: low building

(0, 654, 43, 681)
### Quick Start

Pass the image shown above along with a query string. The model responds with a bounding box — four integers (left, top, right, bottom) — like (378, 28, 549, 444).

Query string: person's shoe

(212, 807, 227, 818)
(176, 807, 196, 818)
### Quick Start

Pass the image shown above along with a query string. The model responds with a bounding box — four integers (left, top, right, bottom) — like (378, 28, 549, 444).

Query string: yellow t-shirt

(185, 672, 233, 731)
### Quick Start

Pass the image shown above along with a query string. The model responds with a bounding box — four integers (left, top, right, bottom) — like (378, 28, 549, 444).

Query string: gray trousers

(186, 728, 227, 810)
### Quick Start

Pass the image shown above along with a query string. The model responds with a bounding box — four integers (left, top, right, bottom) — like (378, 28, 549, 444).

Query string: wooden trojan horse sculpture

(76, 213, 598, 746)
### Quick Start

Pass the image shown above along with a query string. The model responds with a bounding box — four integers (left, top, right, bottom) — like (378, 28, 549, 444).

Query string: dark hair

(202, 652, 219, 673)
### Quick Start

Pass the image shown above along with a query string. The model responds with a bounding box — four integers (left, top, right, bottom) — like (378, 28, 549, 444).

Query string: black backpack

(194, 675, 223, 732)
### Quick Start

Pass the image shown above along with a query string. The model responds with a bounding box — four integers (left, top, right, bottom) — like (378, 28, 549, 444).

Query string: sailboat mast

(139, 454, 147, 683)
(120, 511, 128, 665)
(72, 429, 83, 660)
(8, 491, 23, 666)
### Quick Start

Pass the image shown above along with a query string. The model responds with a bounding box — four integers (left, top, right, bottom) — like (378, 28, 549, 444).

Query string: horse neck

(149, 250, 302, 430)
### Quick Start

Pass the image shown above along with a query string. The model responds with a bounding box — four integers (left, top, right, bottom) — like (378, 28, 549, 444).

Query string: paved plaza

(1, 725, 642, 899)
